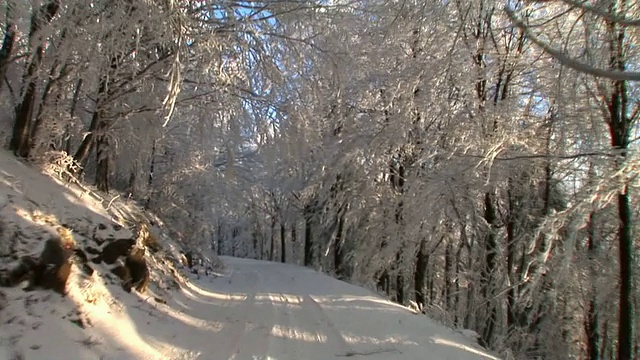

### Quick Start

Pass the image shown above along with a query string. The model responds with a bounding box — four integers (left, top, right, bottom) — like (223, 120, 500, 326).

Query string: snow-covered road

(149, 256, 499, 360)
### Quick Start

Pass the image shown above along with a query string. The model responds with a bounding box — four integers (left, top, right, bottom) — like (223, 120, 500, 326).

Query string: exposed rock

(1, 228, 78, 295)
(26, 231, 75, 295)
(91, 238, 135, 265)
(84, 246, 101, 255)
(72, 249, 94, 276)
(32, 261, 71, 295)
(122, 247, 149, 293)
(110, 265, 129, 280)
(1, 256, 38, 287)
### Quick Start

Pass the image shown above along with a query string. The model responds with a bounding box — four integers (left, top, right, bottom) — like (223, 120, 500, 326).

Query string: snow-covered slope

(0, 151, 498, 360)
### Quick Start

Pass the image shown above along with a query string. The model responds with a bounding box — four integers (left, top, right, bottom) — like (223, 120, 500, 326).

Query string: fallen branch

(105, 194, 120, 210)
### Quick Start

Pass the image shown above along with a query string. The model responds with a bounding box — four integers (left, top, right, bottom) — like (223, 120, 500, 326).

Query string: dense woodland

(0, 0, 639, 359)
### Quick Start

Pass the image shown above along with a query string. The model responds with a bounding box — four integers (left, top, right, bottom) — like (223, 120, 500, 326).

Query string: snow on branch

(505, 7, 640, 81)
(558, 0, 640, 27)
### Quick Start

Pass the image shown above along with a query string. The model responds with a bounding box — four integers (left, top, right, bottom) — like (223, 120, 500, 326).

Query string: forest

(0, 0, 638, 359)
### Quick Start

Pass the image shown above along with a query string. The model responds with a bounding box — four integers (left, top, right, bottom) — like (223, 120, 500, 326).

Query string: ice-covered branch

(505, 7, 640, 81)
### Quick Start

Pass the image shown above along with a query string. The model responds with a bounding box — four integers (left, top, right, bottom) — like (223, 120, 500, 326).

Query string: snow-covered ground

(152, 256, 500, 360)
(0, 150, 499, 360)
(1, 256, 500, 360)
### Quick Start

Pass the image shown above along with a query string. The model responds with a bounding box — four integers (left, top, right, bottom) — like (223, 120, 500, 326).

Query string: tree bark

(30, 34, 70, 149)
(444, 240, 453, 311)
(414, 236, 428, 310)
(454, 242, 463, 326)
(11, 64, 39, 157)
(396, 250, 406, 305)
(481, 190, 498, 348)
(506, 181, 518, 330)
(585, 208, 600, 360)
(464, 243, 474, 329)
(10, 0, 60, 158)
(73, 108, 102, 171)
(269, 216, 275, 262)
(291, 223, 297, 262)
(334, 208, 347, 279)
(95, 120, 110, 193)
(303, 202, 315, 267)
(604, 10, 634, 358)
(0, 2, 16, 91)
(377, 270, 390, 296)
(280, 222, 286, 263)
(73, 54, 115, 172)
(145, 139, 157, 209)
(393, 161, 406, 305)
(217, 223, 223, 256)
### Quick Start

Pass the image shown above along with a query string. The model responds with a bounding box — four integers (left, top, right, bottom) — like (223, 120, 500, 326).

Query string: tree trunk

(258, 224, 264, 260)
(64, 79, 82, 154)
(605, 12, 634, 359)
(428, 265, 435, 305)
(481, 190, 498, 348)
(31, 54, 69, 151)
(444, 240, 453, 311)
(334, 209, 346, 279)
(95, 120, 110, 193)
(290, 223, 297, 263)
(269, 217, 275, 262)
(216, 223, 223, 256)
(396, 268, 405, 305)
(73, 51, 121, 173)
(377, 270, 390, 296)
(464, 245, 474, 329)
(586, 209, 600, 360)
(252, 226, 259, 259)
(231, 229, 236, 257)
(414, 236, 428, 311)
(303, 202, 315, 267)
(616, 185, 632, 360)
(73, 71, 111, 172)
(601, 320, 609, 360)
(280, 222, 286, 263)
(506, 190, 518, 330)
(393, 162, 406, 305)
(506, 177, 527, 330)
(10, 0, 61, 158)
(11, 64, 38, 157)
(73, 108, 102, 171)
(144, 139, 157, 209)
(0, 2, 16, 91)
(454, 243, 463, 326)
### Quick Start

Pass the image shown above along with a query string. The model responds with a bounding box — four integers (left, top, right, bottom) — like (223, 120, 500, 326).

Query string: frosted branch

(505, 7, 640, 81)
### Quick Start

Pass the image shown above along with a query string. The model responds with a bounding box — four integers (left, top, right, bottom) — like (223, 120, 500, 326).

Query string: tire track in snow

(263, 266, 351, 359)
(279, 266, 352, 355)
(269, 292, 304, 360)
(230, 271, 276, 360)
(300, 294, 352, 355)
(204, 269, 260, 360)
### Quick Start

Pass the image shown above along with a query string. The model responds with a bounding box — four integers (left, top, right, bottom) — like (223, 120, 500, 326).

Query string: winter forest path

(0, 151, 495, 360)
(146, 256, 500, 360)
